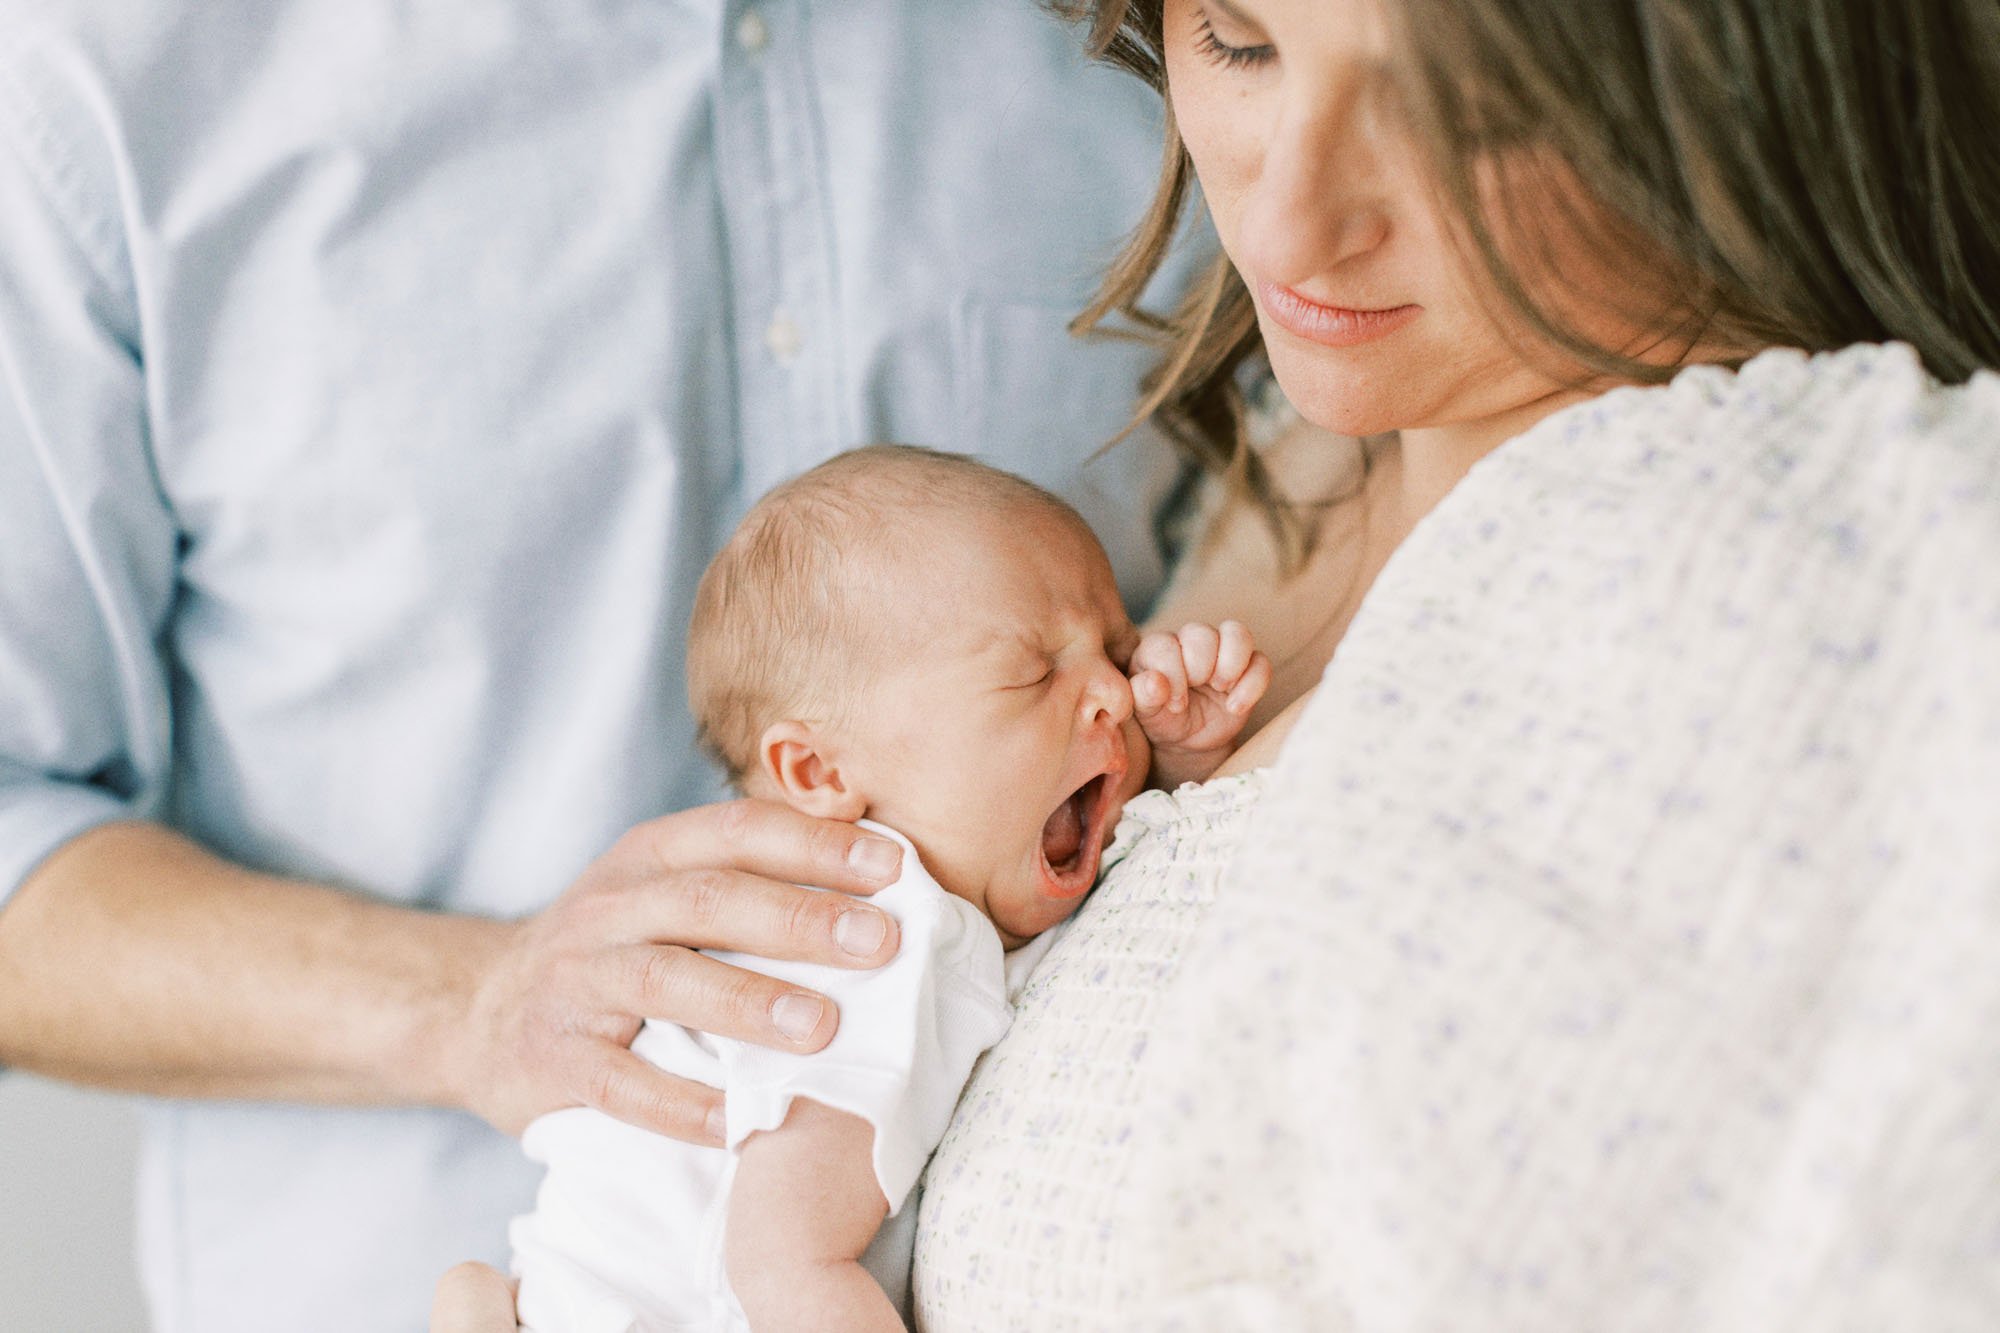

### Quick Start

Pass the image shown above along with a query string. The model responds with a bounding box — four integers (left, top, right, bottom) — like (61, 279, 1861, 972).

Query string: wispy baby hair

(686, 444, 1085, 789)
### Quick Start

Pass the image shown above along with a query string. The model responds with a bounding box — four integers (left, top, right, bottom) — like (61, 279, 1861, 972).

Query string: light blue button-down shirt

(0, 1, 1202, 1326)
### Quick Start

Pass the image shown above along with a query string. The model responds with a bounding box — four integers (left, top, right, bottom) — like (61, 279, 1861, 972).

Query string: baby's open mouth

(1037, 771, 1122, 899)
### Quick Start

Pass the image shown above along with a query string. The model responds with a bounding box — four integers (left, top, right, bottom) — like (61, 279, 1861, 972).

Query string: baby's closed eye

(999, 651, 1055, 691)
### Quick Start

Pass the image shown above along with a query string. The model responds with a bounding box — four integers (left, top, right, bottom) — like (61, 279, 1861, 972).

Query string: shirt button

(765, 311, 802, 363)
(736, 10, 770, 54)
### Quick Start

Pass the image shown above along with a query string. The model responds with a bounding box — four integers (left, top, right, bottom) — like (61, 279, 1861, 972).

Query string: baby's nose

(1080, 658, 1134, 728)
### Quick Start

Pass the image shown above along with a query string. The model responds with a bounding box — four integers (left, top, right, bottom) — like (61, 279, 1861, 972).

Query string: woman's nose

(1232, 88, 1392, 289)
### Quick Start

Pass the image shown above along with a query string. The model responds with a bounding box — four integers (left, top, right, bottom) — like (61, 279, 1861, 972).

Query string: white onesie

(509, 824, 1014, 1332)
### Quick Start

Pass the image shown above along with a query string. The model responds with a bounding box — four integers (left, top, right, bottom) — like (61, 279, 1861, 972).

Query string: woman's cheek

(1174, 123, 1281, 302)
(1163, 16, 1252, 247)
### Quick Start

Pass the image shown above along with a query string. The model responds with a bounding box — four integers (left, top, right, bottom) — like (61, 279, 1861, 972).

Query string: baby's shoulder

(854, 821, 1006, 984)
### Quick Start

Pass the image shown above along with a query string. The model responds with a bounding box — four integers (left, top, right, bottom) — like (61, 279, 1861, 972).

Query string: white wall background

(0, 1073, 146, 1330)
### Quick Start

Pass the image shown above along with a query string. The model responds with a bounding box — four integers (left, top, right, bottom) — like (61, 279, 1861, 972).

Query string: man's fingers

(430, 1262, 518, 1333)
(603, 945, 840, 1052)
(633, 800, 904, 895)
(580, 1042, 729, 1144)
(594, 864, 900, 969)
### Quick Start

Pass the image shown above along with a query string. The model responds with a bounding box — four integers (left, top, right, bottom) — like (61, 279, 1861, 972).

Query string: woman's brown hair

(1060, 0, 2000, 523)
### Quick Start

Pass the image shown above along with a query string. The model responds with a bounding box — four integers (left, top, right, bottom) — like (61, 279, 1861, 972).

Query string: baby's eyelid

(1109, 629, 1139, 669)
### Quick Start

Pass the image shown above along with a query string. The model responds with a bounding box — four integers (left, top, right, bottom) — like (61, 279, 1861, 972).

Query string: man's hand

(452, 801, 904, 1145)
(1129, 620, 1272, 789)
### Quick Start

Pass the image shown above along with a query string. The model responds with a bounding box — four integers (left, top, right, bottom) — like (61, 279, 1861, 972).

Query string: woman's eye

(1193, 10, 1275, 71)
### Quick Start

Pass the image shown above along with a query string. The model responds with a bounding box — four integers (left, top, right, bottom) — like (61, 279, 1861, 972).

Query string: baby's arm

(1130, 619, 1273, 789)
(725, 1096, 902, 1333)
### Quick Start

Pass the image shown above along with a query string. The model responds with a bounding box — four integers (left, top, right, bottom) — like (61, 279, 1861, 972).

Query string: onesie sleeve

(712, 831, 1013, 1215)
(0, 48, 177, 907)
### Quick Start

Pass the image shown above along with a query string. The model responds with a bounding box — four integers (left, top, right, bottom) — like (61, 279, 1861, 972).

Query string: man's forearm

(0, 820, 510, 1109)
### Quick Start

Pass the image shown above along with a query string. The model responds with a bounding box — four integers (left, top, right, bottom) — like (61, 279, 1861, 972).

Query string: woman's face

(1162, 0, 1606, 442)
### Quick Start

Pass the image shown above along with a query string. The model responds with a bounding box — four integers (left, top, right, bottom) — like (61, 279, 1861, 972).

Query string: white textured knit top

(915, 343, 2000, 1331)
(916, 770, 1270, 1329)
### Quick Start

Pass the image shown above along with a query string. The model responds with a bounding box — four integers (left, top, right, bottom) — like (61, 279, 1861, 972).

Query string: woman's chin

(1271, 379, 1408, 442)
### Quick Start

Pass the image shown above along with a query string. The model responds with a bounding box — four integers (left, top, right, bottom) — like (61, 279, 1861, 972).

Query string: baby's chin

(924, 851, 1091, 950)
(987, 877, 1090, 951)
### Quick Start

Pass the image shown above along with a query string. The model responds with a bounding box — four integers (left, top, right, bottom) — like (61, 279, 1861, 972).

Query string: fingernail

(848, 837, 901, 883)
(836, 907, 888, 957)
(705, 1105, 728, 1144)
(772, 993, 825, 1043)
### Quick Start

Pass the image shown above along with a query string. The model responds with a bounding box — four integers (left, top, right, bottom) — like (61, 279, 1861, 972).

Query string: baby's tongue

(1041, 790, 1085, 867)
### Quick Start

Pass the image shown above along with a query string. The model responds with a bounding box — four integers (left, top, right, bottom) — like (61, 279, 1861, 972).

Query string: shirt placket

(715, 0, 845, 500)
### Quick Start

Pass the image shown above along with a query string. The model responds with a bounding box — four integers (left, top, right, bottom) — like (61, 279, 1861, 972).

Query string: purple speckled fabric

(920, 343, 2000, 1331)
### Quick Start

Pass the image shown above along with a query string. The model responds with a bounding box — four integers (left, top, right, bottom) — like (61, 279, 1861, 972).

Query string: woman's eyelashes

(1193, 8, 1276, 71)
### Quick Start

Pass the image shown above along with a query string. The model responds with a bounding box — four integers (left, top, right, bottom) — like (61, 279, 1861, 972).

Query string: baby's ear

(756, 720, 868, 821)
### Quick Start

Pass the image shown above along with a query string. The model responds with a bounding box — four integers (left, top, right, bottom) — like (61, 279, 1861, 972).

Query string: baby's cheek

(1122, 716, 1152, 795)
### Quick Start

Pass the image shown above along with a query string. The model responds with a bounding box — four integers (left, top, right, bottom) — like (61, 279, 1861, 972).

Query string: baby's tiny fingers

(1128, 629, 1178, 677)
(1132, 670, 1170, 713)
(1132, 631, 1190, 712)
(1213, 620, 1255, 688)
(1176, 622, 1222, 686)
(1227, 651, 1274, 714)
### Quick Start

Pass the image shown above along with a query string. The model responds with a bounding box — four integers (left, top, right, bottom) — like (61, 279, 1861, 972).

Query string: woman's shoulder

(1287, 340, 2000, 776)
(1470, 342, 2000, 561)
(1548, 341, 1999, 469)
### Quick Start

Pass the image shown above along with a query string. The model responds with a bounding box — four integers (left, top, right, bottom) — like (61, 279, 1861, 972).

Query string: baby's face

(839, 505, 1151, 947)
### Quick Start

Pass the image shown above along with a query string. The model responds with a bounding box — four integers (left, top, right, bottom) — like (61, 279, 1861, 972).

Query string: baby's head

(688, 445, 1149, 946)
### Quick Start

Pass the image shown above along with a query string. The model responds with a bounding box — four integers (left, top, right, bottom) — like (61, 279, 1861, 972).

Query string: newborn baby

(508, 445, 1269, 1332)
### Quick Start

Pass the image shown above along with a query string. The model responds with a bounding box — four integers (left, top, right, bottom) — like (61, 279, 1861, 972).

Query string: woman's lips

(1257, 281, 1419, 348)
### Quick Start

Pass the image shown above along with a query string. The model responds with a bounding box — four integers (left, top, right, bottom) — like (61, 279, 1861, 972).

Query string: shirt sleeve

(713, 864, 1013, 1216)
(0, 47, 177, 906)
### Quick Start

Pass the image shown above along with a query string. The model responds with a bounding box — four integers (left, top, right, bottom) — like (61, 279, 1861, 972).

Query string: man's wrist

(399, 911, 519, 1116)
(0, 821, 531, 1113)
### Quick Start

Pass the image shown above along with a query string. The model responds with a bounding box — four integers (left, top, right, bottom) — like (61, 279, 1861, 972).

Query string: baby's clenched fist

(1128, 619, 1271, 789)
